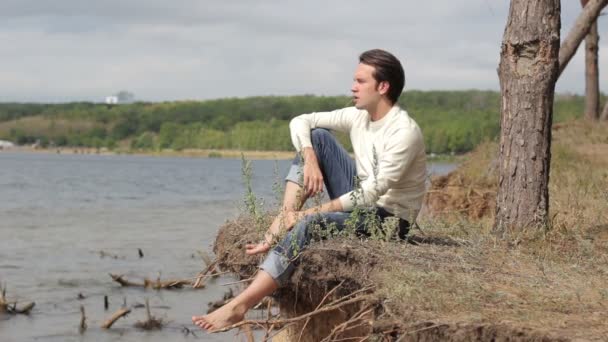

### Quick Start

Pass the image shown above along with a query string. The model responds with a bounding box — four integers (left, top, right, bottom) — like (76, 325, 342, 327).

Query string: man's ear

(378, 81, 390, 95)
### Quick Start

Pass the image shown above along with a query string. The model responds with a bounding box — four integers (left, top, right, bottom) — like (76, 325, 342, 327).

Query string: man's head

(351, 49, 405, 110)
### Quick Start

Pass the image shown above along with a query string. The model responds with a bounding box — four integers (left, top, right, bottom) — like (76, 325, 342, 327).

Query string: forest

(0, 90, 596, 154)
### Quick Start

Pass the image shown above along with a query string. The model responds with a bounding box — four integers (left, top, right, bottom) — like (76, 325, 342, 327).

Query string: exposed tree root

(212, 293, 373, 333)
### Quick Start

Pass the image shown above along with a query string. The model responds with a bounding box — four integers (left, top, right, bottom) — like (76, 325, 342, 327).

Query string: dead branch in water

(98, 250, 124, 259)
(134, 298, 164, 330)
(144, 277, 193, 290)
(198, 250, 215, 269)
(11, 302, 35, 315)
(0, 286, 5, 313)
(193, 269, 232, 289)
(0, 286, 35, 315)
(79, 305, 87, 334)
(101, 307, 131, 329)
(109, 273, 197, 289)
(192, 252, 220, 288)
(109, 274, 145, 287)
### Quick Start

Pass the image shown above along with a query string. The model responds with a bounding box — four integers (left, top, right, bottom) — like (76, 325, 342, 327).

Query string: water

(0, 152, 455, 341)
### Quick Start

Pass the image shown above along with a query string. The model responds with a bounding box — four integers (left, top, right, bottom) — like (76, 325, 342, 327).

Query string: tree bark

(601, 101, 608, 120)
(581, 0, 600, 120)
(494, 1, 561, 236)
(558, 0, 607, 78)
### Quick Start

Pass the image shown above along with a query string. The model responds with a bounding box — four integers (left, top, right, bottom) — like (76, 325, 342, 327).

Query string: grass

(372, 118, 608, 339)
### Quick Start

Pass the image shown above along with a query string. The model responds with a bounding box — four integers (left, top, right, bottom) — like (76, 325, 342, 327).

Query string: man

(193, 49, 427, 331)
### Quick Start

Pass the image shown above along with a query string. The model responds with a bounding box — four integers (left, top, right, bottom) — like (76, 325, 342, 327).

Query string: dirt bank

(213, 216, 607, 341)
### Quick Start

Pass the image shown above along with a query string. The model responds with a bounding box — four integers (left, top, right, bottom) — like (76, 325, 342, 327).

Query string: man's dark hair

(359, 49, 405, 104)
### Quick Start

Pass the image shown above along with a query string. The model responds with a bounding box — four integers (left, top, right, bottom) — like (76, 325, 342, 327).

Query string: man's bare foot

(192, 303, 245, 331)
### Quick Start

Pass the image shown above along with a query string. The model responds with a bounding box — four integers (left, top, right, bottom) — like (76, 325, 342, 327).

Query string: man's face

(351, 63, 381, 110)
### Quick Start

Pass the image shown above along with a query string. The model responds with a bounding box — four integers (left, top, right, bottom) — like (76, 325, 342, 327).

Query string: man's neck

(367, 99, 394, 122)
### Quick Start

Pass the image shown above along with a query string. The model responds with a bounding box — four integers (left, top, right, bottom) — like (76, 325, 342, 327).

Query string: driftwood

(109, 274, 145, 287)
(109, 273, 195, 289)
(144, 278, 193, 290)
(192, 252, 220, 288)
(79, 305, 87, 334)
(558, 0, 608, 77)
(134, 298, 164, 330)
(11, 302, 35, 315)
(0, 286, 35, 315)
(101, 307, 131, 329)
(98, 250, 124, 259)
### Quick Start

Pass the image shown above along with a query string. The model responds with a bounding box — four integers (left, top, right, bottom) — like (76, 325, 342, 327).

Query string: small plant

(241, 154, 266, 234)
(272, 160, 284, 207)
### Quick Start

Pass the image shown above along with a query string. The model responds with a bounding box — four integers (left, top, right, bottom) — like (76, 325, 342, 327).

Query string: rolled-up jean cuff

(285, 164, 303, 187)
(259, 250, 294, 287)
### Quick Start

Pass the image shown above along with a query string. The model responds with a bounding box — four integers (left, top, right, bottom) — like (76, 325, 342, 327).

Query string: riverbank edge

(2, 146, 463, 162)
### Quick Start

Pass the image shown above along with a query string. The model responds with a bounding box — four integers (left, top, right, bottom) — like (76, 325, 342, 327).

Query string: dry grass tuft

(423, 141, 498, 221)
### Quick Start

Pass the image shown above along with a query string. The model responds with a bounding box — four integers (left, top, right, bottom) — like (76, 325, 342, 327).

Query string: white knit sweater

(289, 105, 427, 222)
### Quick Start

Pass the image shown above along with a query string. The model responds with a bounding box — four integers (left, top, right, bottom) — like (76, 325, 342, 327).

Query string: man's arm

(245, 108, 358, 255)
(289, 108, 357, 152)
(245, 198, 343, 256)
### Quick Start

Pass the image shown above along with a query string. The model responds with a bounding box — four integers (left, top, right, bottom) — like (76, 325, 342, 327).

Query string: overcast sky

(1, 1, 606, 103)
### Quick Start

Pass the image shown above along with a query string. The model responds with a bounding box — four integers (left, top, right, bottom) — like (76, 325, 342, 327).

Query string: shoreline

(1, 146, 463, 163)
(1, 146, 296, 160)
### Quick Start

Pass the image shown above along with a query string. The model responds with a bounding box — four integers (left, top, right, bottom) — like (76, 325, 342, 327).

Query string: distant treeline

(0, 91, 594, 154)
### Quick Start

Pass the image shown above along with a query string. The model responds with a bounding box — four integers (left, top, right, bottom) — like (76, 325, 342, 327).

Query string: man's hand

(302, 148, 324, 196)
(245, 211, 303, 255)
(245, 241, 271, 255)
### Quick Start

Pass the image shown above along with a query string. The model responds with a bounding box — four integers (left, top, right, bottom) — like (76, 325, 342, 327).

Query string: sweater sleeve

(338, 126, 423, 211)
(289, 107, 358, 151)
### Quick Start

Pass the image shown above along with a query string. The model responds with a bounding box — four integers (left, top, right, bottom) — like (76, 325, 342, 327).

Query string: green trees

(0, 91, 594, 153)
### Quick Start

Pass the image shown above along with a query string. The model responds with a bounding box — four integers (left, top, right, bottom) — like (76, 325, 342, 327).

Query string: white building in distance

(0, 140, 15, 149)
(105, 96, 119, 105)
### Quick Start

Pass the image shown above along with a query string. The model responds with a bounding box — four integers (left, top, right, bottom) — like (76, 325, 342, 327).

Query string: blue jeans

(260, 129, 409, 286)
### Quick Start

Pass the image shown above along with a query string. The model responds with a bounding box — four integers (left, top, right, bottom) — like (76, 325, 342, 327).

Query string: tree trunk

(558, 0, 607, 78)
(582, 0, 600, 120)
(601, 101, 608, 120)
(494, 1, 561, 236)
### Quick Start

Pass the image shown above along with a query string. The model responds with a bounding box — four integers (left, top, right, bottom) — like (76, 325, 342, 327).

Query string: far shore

(1, 146, 296, 160)
(1, 146, 462, 162)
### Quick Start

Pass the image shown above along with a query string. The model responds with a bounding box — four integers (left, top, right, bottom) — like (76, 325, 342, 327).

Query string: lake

(0, 151, 456, 341)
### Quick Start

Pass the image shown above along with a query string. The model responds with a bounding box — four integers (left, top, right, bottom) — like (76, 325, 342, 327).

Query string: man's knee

(310, 128, 333, 147)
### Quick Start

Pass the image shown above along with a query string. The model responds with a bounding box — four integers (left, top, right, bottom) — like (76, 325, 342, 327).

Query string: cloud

(0, 1, 605, 102)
